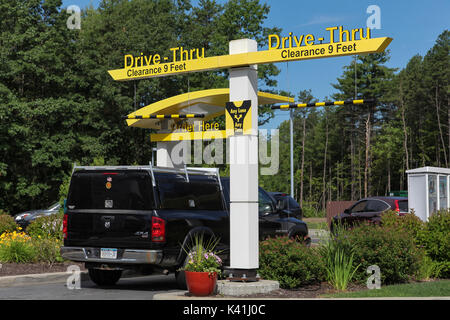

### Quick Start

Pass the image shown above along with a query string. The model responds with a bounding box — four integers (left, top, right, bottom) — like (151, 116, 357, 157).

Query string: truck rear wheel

(175, 270, 187, 290)
(175, 244, 201, 290)
(175, 250, 192, 290)
(88, 268, 122, 286)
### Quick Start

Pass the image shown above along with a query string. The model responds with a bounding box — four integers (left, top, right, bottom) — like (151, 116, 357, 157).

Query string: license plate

(100, 248, 117, 259)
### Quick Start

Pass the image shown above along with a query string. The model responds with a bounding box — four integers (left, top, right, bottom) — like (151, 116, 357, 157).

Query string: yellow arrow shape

(108, 37, 392, 81)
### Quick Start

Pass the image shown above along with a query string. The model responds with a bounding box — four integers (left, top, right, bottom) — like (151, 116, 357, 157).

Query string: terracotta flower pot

(185, 271, 217, 296)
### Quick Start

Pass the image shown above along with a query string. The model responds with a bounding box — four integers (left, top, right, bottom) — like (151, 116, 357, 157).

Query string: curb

(0, 271, 89, 288)
(153, 291, 450, 300)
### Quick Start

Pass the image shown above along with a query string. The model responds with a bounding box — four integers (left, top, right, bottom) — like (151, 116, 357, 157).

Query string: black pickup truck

(60, 165, 309, 288)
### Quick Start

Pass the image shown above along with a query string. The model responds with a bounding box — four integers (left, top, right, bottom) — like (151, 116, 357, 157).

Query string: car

(220, 178, 310, 244)
(330, 196, 408, 233)
(14, 202, 61, 229)
(268, 192, 303, 220)
(60, 165, 310, 288)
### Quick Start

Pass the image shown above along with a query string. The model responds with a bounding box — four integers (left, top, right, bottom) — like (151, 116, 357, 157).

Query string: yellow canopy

(125, 88, 294, 129)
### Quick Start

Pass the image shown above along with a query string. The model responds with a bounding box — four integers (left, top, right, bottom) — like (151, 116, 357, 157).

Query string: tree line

(0, 0, 448, 215)
(0, 0, 280, 213)
(260, 30, 449, 215)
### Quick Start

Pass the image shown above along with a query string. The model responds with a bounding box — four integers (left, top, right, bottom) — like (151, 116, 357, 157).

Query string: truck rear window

(67, 171, 154, 210)
(156, 173, 223, 210)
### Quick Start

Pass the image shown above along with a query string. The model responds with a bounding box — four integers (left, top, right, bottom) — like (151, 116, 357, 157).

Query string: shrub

(417, 209, 450, 278)
(259, 237, 326, 289)
(415, 255, 445, 281)
(31, 238, 64, 264)
(0, 214, 18, 235)
(0, 231, 35, 263)
(0, 230, 66, 264)
(381, 210, 424, 240)
(26, 213, 64, 240)
(335, 223, 423, 285)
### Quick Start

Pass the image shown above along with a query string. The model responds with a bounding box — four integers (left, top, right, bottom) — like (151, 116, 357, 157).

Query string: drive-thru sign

(108, 26, 392, 275)
(109, 27, 391, 81)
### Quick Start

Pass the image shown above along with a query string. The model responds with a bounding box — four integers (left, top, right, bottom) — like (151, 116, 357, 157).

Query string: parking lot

(0, 274, 179, 300)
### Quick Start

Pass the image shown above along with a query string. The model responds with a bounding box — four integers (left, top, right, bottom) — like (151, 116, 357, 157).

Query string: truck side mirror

(261, 204, 273, 216)
(276, 198, 287, 211)
(276, 200, 283, 211)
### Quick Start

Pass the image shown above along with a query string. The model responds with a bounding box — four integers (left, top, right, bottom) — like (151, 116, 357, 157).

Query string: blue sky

(62, 0, 449, 129)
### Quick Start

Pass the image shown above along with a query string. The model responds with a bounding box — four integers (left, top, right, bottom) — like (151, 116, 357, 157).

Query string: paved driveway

(0, 274, 180, 300)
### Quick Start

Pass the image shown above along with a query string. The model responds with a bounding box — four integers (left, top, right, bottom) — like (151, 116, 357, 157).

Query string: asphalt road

(0, 274, 180, 300)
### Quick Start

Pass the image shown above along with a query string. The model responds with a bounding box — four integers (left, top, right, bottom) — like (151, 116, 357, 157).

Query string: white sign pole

(228, 39, 259, 271)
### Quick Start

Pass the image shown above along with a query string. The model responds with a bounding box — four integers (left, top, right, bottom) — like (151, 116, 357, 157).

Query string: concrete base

(216, 279, 279, 296)
(152, 279, 280, 300)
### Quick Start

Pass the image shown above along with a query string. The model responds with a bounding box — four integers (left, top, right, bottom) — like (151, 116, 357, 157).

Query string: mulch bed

(0, 262, 86, 277)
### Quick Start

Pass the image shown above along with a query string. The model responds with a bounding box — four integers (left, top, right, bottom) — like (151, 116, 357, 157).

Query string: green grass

(307, 221, 328, 230)
(303, 218, 328, 230)
(322, 280, 450, 298)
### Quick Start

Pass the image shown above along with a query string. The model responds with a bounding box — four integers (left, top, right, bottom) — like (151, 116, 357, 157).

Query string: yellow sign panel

(108, 36, 392, 81)
(150, 130, 227, 142)
(148, 100, 253, 141)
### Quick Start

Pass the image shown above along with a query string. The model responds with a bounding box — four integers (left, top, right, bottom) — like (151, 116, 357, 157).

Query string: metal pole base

(223, 267, 260, 282)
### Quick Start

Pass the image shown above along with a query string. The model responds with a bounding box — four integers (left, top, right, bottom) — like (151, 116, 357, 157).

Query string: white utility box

(406, 167, 450, 221)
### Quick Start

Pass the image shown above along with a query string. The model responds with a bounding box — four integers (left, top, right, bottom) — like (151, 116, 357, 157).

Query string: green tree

(332, 52, 397, 198)
(0, 0, 89, 212)
(0, 0, 282, 214)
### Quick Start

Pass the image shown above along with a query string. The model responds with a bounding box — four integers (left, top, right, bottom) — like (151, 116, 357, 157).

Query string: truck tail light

(63, 214, 68, 239)
(152, 217, 165, 242)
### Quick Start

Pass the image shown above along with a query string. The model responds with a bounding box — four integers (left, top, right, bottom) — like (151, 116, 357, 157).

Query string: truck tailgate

(66, 210, 154, 249)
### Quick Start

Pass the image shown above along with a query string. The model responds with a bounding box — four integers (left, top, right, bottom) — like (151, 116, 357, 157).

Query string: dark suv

(330, 196, 408, 232)
(61, 165, 309, 288)
(268, 192, 303, 220)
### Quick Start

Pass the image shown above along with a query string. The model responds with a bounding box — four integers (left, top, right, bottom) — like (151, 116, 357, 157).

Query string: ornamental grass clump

(181, 234, 223, 276)
(318, 222, 360, 291)
(321, 246, 360, 291)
